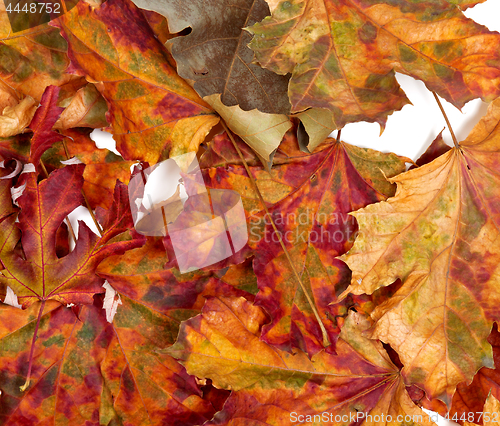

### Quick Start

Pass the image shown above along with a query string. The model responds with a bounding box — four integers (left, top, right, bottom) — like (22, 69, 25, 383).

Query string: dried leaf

(0, 159, 17, 221)
(410, 131, 452, 170)
(131, 0, 291, 114)
(0, 96, 37, 138)
(0, 6, 75, 100)
(28, 86, 64, 168)
(168, 296, 434, 426)
(248, 0, 500, 130)
(0, 81, 19, 112)
(0, 168, 142, 307)
(2, 286, 22, 309)
(0, 302, 110, 424)
(42, 129, 135, 209)
(341, 97, 500, 405)
(201, 135, 407, 355)
(102, 281, 122, 323)
(54, 84, 109, 130)
(95, 238, 252, 425)
(204, 94, 292, 162)
(449, 323, 500, 424)
(55, 0, 220, 163)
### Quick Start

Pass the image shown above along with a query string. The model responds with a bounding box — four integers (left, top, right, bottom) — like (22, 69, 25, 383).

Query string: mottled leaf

(0, 168, 143, 307)
(341, 97, 500, 405)
(55, 83, 109, 130)
(0, 96, 37, 138)
(131, 0, 290, 115)
(0, 301, 110, 425)
(0, 6, 75, 100)
(0, 134, 31, 162)
(168, 296, 434, 426)
(204, 93, 292, 162)
(248, 0, 500, 130)
(55, 0, 220, 164)
(95, 237, 252, 425)
(201, 135, 407, 355)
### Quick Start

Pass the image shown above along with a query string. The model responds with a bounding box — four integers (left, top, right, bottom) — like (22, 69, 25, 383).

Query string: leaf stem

(61, 139, 103, 236)
(20, 300, 46, 392)
(432, 92, 460, 149)
(39, 159, 78, 244)
(220, 120, 331, 349)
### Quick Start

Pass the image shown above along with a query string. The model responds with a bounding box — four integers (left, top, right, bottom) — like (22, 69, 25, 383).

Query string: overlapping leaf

(0, 293, 225, 426)
(0, 96, 37, 138)
(55, 83, 109, 130)
(0, 168, 142, 307)
(54, 0, 220, 164)
(168, 296, 434, 426)
(28, 85, 64, 169)
(95, 237, 253, 425)
(248, 0, 500, 134)
(0, 6, 75, 101)
(200, 132, 408, 355)
(130, 0, 291, 115)
(449, 323, 500, 424)
(0, 301, 109, 425)
(43, 128, 135, 210)
(464, 393, 500, 426)
(341, 97, 500, 405)
(203, 94, 292, 162)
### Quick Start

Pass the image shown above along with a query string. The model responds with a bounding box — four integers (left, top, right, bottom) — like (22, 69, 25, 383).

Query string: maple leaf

(410, 130, 452, 170)
(95, 237, 253, 425)
(448, 323, 500, 424)
(204, 94, 292, 163)
(54, 83, 109, 130)
(0, 167, 142, 307)
(340, 97, 500, 404)
(54, 0, 220, 164)
(0, 301, 109, 425)
(130, 0, 291, 115)
(168, 296, 435, 426)
(0, 6, 76, 101)
(28, 85, 65, 169)
(248, 0, 500, 133)
(0, 96, 37, 138)
(200, 132, 407, 355)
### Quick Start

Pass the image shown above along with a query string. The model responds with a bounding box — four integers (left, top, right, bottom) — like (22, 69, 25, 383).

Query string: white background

(83, 2, 500, 424)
